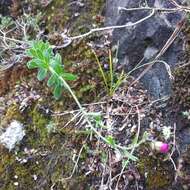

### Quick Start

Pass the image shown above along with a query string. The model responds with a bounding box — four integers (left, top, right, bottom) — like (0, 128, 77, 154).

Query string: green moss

(27, 105, 50, 146)
(0, 102, 90, 189)
(137, 152, 174, 190)
(41, 0, 106, 103)
(171, 23, 190, 109)
(0, 104, 24, 127)
(0, 1, 107, 188)
(62, 42, 105, 102)
(172, 64, 190, 108)
(45, 0, 105, 33)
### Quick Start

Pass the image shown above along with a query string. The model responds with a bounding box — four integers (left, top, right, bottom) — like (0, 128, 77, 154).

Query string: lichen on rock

(0, 120, 25, 151)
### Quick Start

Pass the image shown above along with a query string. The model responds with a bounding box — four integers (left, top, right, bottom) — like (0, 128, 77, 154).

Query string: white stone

(33, 174, 37, 181)
(13, 182, 19, 186)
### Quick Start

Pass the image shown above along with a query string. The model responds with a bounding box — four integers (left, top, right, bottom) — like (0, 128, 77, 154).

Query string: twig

(63, 112, 82, 128)
(170, 0, 190, 12)
(69, 9, 155, 40)
(118, 6, 181, 13)
(59, 137, 88, 180)
(0, 34, 26, 44)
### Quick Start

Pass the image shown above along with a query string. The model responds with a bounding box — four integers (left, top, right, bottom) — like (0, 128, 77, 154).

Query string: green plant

(26, 40, 146, 174)
(26, 40, 77, 99)
(92, 49, 125, 96)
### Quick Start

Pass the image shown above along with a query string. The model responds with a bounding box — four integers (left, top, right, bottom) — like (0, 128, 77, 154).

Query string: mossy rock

(172, 64, 190, 109)
(0, 103, 90, 189)
(45, 0, 105, 33)
(137, 151, 174, 190)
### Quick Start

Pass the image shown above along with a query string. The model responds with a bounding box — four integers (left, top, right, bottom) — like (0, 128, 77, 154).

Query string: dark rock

(105, 0, 186, 99)
(0, 0, 13, 16)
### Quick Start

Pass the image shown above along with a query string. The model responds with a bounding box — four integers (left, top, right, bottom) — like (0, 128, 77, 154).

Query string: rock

(0, 120, 25, 151)
(105, 0, 186, 99)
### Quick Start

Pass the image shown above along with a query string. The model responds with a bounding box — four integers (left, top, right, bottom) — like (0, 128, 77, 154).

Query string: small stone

(74, 13, 80, 17)
(14, 182, 19, 186)
(33, 174, 37, 181)
(14, 175, 18, 179)
(21, 159, 28, 164)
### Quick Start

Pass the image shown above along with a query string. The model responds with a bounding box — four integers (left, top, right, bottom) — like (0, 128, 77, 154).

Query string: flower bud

(151, 141, 169, 153)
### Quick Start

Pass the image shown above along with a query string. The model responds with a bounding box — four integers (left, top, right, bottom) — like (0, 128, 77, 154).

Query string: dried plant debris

(0, 71, 177, 189)
(59, 79, 175, 189)
(1, 0, 190, 189)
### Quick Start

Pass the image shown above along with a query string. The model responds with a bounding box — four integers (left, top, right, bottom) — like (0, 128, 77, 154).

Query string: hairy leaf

(50, 60, 64, 75)
(47, 74, 57, 87)
(53, 84, 63, 99)
(106, 136, 116, 148)
(27, 60, 38, 69)
(26, 49, 37, 57)
(26, 40, 76, 99)
(62, 73, 77, 81)
(37, 68, 47, 81)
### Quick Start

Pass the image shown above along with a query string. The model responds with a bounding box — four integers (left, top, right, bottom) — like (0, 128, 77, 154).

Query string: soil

(0, 1, 190, 190)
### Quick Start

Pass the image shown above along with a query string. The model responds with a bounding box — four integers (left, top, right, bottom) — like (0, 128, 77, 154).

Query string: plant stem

(108, 49, 113, 96)
(48, 67, 111, 144)
(92, 50, 109, 94)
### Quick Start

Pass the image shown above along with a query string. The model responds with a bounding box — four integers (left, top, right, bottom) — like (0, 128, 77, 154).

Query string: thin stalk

(108, 49, 113, 96)
(92, 50, 109, 93)
(48, 66, 136, 161)
(48, 67, 111, 145)
(111, 70, 125, 96)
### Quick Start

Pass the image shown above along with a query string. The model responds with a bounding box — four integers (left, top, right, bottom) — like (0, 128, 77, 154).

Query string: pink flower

(151, 141, 169, 153)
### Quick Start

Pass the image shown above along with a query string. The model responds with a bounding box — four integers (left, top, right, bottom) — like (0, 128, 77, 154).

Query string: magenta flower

(159, 143, 169, 153)
(151, 141, 169, 153)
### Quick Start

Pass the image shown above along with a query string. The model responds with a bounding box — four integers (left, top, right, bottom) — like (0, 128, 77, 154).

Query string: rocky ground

(0, 0, 190, 190)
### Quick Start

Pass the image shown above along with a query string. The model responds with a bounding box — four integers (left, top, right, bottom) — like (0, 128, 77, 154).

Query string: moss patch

(0, 101, 90, 189)
(45, 0, 105, 34)
(137, 150, 174, 190)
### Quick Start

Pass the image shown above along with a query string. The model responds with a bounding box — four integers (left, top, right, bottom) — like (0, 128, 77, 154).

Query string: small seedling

(92, 49, 125, 97)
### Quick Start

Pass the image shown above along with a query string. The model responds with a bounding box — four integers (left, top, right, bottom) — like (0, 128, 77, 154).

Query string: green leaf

(55, 53, 62, 64)
(37, 68, 47, 81)
(33, 41, 39, 49)
(53, 84, 63, 99)
(51, 60, 64, 75)
(122, 149, 138, 161)
(100, 152, 108, 163)
(26, 49, 36, 57)
(26, 40, 78, 100)
(39, 41, 46, 51)
(27, 60, 38, 69)
(47, 74, 57, 87)
(36, 49, 44, 60)
(44, 49, 52, 63)
(62, 73, 77, 81)
(86, 112, 101, 118)
(46, 48, 53, 56)
(106, 136, 116, 148)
